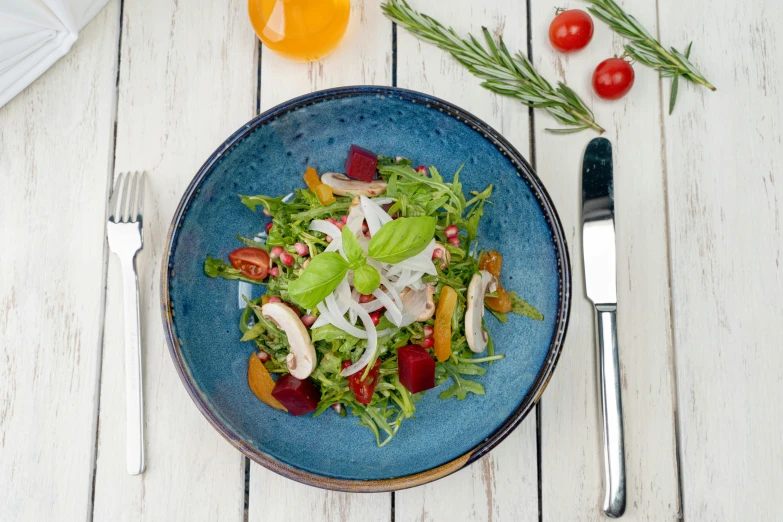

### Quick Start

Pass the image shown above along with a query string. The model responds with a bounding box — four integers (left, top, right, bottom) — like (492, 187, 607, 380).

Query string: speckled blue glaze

(163, 87, 570, 488)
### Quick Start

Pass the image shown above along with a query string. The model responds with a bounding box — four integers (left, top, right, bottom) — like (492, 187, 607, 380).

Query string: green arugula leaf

(311, 324, 360, 342)
(239, 194, 286, 214)
(439, 377, 485, 400)
(368, 216, 436, 263)
(353, 264, 381, 295)
(204, 255, 266, 284)
(507, 291, 544, 321)
(287, 252, 349, 310)
(341, 226, 366, 267)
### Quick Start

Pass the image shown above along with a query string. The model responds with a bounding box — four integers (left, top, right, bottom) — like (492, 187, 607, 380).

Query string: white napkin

(0, 0, 109, 109)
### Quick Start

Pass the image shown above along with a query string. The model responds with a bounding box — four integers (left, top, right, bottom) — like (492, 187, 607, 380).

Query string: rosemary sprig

(586, 0, 715, 114)
(382, 0, 605, 134)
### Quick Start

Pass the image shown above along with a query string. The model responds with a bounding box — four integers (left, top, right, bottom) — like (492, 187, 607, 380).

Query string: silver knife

(582, 137, 626, 518)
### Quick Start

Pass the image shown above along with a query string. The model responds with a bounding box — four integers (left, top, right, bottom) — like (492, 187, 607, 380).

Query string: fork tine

(135, 172, 146, 220)
(120, 172, 134, 222)
(109, 172, 126, 221)
(127, 172, 140, 223)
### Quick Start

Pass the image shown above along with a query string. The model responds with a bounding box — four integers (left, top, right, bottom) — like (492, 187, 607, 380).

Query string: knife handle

(595, 304, 626, 518)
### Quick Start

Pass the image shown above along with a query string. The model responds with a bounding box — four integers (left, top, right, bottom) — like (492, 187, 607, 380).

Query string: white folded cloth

(0, 0, 109, 108)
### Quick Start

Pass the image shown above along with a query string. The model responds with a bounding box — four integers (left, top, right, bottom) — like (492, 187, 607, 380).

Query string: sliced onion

(378, 274, 404, 310)
(335, 278, 353, 315)
(340, 300, 379, 377)
(360, 298, 386, 313)
(346, 204, 365, 234)
(349, 288, 360, 324)
(376, 328, 397, 337)
(374, 288, 402, 325)
(394, 240, 437, 275)
(310, 314, 329, 329)
(321, 296, 368, 339)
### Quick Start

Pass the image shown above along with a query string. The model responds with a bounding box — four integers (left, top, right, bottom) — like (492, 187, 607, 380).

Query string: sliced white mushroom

(399, 283, 436, 324)
(261, 302, 317, 379)
(465, 270, 498, 353)
(321, 172, 388, 197)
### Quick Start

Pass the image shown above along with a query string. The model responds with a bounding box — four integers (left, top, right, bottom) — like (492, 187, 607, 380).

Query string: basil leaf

(287, 252, 349, 310)
(367, 216, 436, 263)
(341, 226, 365, 266)
(353, 264, 381, 295)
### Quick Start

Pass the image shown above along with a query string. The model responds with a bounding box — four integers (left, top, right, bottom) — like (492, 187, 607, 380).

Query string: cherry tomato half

(592, 58, 635, 100)
(549, 9, 594, 53)
(229, 247, 270, 280)
(342, 359, 381, 405)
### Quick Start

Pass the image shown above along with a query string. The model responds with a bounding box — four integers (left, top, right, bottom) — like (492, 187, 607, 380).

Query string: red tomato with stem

(342, 359, 381, 405)
(593, 58, 635, 100)
(229, 247, 270, 280)
(549, 9, 594, 53)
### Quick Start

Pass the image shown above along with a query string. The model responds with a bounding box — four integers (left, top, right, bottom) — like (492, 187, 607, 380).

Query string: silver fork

(107, 171, 146, 475)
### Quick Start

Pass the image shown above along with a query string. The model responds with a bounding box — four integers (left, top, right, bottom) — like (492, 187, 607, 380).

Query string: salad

(205, 144, 542, 446)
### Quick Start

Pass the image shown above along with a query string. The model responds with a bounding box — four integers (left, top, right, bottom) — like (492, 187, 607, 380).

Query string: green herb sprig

(382, 0, 605, 134)
(586, 0, 715, 114)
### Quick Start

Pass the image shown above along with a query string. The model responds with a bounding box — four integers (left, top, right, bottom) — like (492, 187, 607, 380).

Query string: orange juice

(248, 0, 350, 62)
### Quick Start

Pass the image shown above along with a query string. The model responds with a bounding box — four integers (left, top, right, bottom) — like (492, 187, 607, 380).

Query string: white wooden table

(2, 1, 781, 520)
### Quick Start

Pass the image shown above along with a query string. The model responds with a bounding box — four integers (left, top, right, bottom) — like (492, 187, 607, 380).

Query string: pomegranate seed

(341, 214, 349, 224)
(331, 403, 343, 414)
(432, 248, 443, 260)
(265, 222, 274, 234)
(326, 235, 333, 243)
(326, 217, 337, 225)
(369, 311, 382, 326)
(267, 296, 282, 303)
(301, 314, 317, 327)
(415, 165, 428, 175)
(256, 350, 270, 363)
(281, 252, 294, 267)
(270, 246, 283, 259)
(361, 222, 369, 233)
(294, 242, 308, 256)
(448, 235, 461, 247)
(262, 208, 272, 217)
(269, 267, 279, 277)
(302, 259, 310, 269)
(444, 224, 459, 238)
(336, 222, 345, 231)
(359, 293, 374, 304)
(423, 325, 434, 338)
(364, 231, 371, 238)
(422, 337, 435, 348)
(285, 303, 302, 317)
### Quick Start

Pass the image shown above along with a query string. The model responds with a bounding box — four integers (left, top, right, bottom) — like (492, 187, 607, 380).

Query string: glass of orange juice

(248, 0, 351, 62)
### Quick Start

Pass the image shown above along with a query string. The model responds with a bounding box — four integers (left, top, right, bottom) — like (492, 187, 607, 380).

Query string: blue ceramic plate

(162, 86, 570, 492)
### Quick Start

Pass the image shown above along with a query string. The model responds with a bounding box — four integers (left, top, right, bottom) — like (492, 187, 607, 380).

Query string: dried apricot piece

(248, 354, 287, 411)
(303, 167, 321, 190)
(433, 286, 458, 362)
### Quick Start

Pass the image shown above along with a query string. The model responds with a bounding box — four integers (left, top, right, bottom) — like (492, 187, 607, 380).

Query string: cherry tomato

(549, 9, 594, 53)
(592, 58, 635, 100)
(342, 359, 381, 405)
(229, 247, 270, 280)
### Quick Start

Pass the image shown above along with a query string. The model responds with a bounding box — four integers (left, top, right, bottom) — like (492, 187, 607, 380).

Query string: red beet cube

(344, 145, 378, 182)
(271, 374, 321, 416)
(397, 344, 436, 394)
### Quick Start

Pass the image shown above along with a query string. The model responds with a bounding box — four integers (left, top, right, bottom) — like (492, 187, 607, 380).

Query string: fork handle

(120, 256, 145, 475)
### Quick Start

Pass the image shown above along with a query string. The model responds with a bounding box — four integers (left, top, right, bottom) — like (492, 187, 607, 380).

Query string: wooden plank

(657, 1, 783, 519)
(528, 1, 680, 520)
(248, 1, 393, 520)
(91, 0, 257, 520)
(393, 2, 539, 521)
(0, 3, 120, 521)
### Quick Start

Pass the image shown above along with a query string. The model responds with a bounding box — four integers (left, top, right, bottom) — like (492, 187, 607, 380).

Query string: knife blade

(582, 137, 626, 518)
